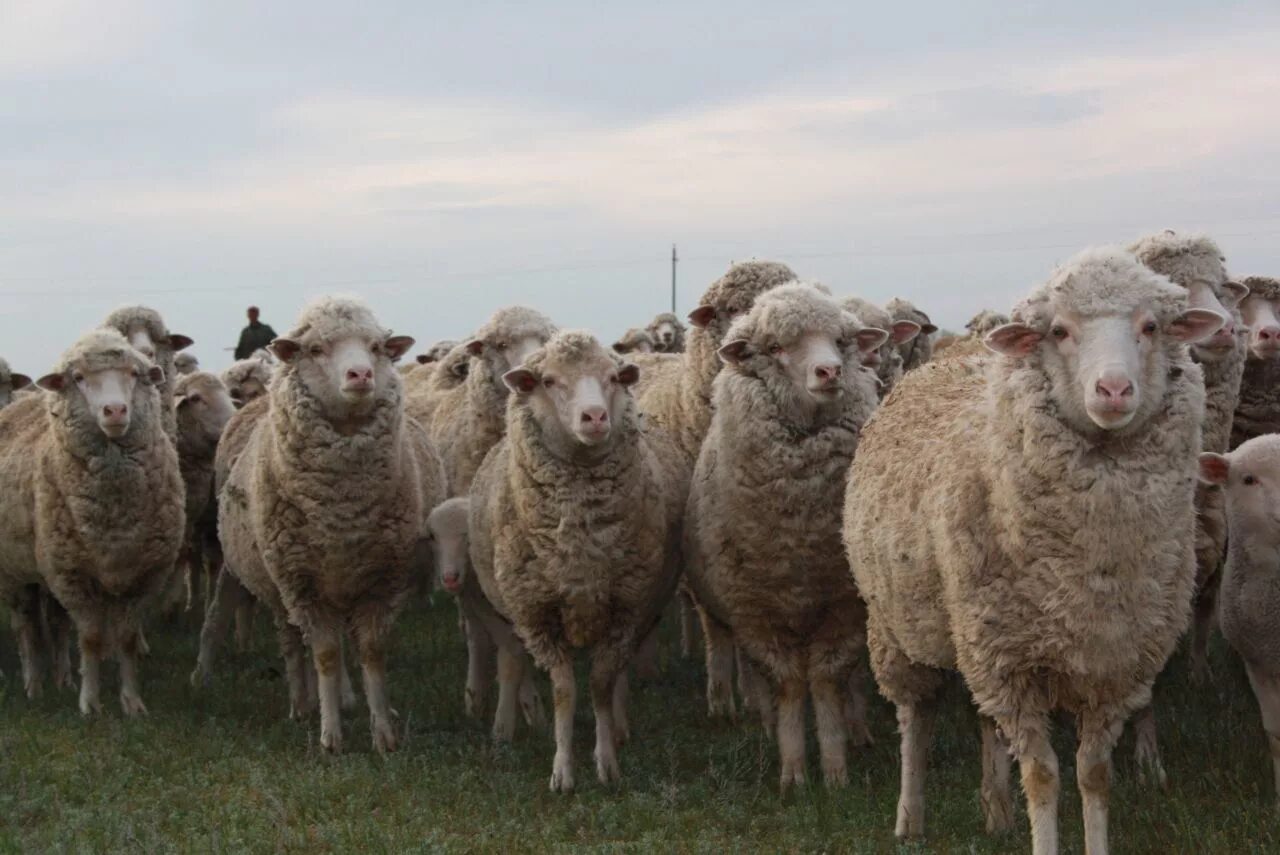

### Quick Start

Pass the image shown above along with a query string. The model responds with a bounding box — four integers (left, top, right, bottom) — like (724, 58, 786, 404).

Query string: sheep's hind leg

(894, 700, 936, 838)
(463, 609, 495, 718)
(811, 672, 848, 786)
(699, 609, 737, 720)
(117, 621, 148, 716)
(1013, 716, 1061, 855)
(11, 589, 44, 699)
(980, 715, 1014, 833)
(1131, 703, 1167, 789)
(74, 611, 106, 716)
(777, 674, 808, 789)
(190, 568, 248, 688)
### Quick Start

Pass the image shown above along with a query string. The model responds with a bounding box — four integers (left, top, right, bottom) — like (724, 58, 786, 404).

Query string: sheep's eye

(496, 342, 509, 351)
(542, 377, 555, 388)
(609, 374, 619, 384)
(309, 345, 324, 357)
(72, 373, 84, 383)
(1050, 326, 1068, 340)
(1142, 321, 1158, 336)
(768, 344, 784, 356)
(189, 394, 202, 404)
(1244, 474, 1258, 486)
(370, 343, 381, 354)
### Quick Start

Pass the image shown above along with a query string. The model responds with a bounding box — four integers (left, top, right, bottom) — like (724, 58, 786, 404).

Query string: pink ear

(1221, 281, 1250, 310)
(385, 335, 415, 360)
(856, 328, 890, 353)
(617, 363, 640, 386)
(502, 368, 538, 395)
(466, 339, 485, 356)
(717, 339, 751, 364)
(10, 373, 31, 390)
(890, 321, 921, 345)
(36, 372, 66, 392)
(688, 305, 717, 328)
(168, 334, 194, 352)
(984, 323, 1043, 357)
(270, 338, 302, 362)
(1170, 309, 1226, 343)
(1198, 452, 1230, 485)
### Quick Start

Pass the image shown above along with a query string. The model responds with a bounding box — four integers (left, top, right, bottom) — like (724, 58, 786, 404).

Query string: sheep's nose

(345, 367, 373, 385)
(814, 363, 842, 382)
(102, 403, 128, 420)
(580, 406, 608, 426)
(1259, 325, 1280, 342)
(1095, 376, 1134, 401)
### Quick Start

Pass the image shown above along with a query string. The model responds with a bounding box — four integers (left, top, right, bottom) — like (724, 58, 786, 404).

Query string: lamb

(845, 247, 1224, 853)
(612, 327, 655, 355)
(172, 372, 236, 607)
(174, 353, 200, 375)
(965, 309, 1010, 336)
(469, 331, 684, 791)
(1199, 435, 1280, 802)
(685, 284, 886, 788)
(100, 305, 193, 438)
(884, 298, 938, 371)
(214, 297, 445, 752)
(1231, 276, 1280, 448)
(222, 356, 274, 407)
(645, 312, 686, 353)
(0, 358, 32, 408)
(427, 306, 557, 494)
(840, 296, 921, 399)
(0, 330, 185, 713)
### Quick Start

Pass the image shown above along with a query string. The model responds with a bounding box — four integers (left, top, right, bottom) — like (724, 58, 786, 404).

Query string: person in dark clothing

(234, 306, 278, 359)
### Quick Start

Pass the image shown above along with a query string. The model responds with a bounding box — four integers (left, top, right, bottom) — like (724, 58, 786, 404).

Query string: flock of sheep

(1, 230, 1279, 854)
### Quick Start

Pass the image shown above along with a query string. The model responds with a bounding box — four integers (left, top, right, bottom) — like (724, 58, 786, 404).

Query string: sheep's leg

(699, 610, 736, 720)
(980, 716, 1014, 833)
(46, 599, 74, 691)
(894, 701, 936, 839)
(741, 659, 776, 736)
(548, 660, 577, 793)
(74, 612, 106, 716)
(1014, 720, 1060, 855)
(116, 622, 148, 717)
(11, 590, 43, 699)
(352, 616, 397, 754)
(276, 619, 311, 720)
(191, 568, 246, 687)
(1131, 703, 1166, 789)
(518, 649, 546, 729)
(612, 671, 630, 746)
(811, 673, 848, 786)
(339, 633, 358, 711)
(589, 656, 622, 785)
(777, 675, 808, 789)
(1188, 578, 1220, 685)
(679, 590, 700, 659)
(736, 646, 758, 713)
(493, 644, 524, 742)
(464, 610, 495, 717)
(234, 599, 255, 652)
(633, 627, 659, 680)
(1076, 714, 1121, 855)
(844, 660, 875, 748)
(309, 623, 344, 753)
(1244, 664, 1280, 804)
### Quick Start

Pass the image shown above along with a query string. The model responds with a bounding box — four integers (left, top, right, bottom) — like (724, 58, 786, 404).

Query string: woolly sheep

(214, 297, 446, 752)
(1231, 276, 1280, 448)
(840, 296, 921, 399)
(612, 327, 655, 355)
(174, 352, 200, 375)
(221, 357, 274, 408)
(469, 331, 684, 791)
(1199, 435, 1280, 802)
(400, 339, 458, 375)
(884, 298, 938, 371)
(685, 284, 886, 787)
(964, 309, 1010, 336)
(845, 248, 1224, 851)
(100, 305, 193, 439)
(645, 312, 686, 353)
(403, 342, 472, 430)
(0, 330, 185, 713)
(0, 358, 33, 408)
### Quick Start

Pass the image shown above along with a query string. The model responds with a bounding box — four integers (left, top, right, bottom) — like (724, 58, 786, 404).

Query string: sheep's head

(1239, 277, 1280, 360)
(1200, 434, 1280, 549)
(504, 330, 639, 452)
(965, 310, 1010, 337)
(841, 296, 920, 374)
(270, 298, 413, 420)
(987, 247, 1224, 433)
(687, 260, 797, 344)
(466, 306, 557, 395)
(222, 358, 273, 408)
(173, 353, 199, 375)
(175, 372, 235, 450)
(101, 305, 193, 386)
(612, 328, 655, 355)
(646, 313, 685, 352)
(720, 283, 886, 416)
(426, 497, 471, 594)
(416, 339, 459, 365)
(38, 330, 163, 440)
(0, 358, 32, 409)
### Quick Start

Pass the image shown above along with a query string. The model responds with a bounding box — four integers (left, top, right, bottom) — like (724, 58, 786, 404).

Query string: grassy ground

(0, 597, 1277, 853)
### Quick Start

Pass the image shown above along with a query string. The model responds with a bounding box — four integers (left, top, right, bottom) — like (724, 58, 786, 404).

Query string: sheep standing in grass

(884, 298, 937, 371)
(686, 284, 886, 788)
(0, 330, 184, 713)
(0, 358, 32, 408)
(1200, 436, 1280, 802)
(645, 312, 686, 353)
(172, 372, 236, 607)
(222, 356, 274, 408)
(841, 296, 921, 399)
(612, 328, 655, 355)
(1231, 276, 1280, 448)
(470, 331, 683, 791)
(845, 248, 1223, 852)
(101, 306, 193, 438)
(215, 297, 445, 752)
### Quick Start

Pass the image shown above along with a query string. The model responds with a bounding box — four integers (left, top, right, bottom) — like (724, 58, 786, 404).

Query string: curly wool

(965, 309, 1009, 336)
(0, 357, 31, 408)
(613, 328, 654, 354)
(173, 372, 233, 578)
(841, 296, 903, 397)
(101, 306, 184, 435)
(1128, 231, 1229, 288)
(404, 342, 470, 428)
(885, 298, 935, 370)
(1241, 275, 1280, 303)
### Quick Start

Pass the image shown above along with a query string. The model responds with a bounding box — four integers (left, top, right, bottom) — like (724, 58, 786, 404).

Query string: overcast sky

(3, 1, 1278, 372)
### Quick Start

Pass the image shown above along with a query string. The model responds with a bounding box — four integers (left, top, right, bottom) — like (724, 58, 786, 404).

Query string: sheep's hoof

(521, 694, 547, 729)
(371, 717, 398, 754)
(895, 803, 925, 839)
(79, 695, 102, 717)
(464, 688, 484, 718)
(847, 717, 875, 748)
(982, 789, 1015, 833)
(1134, 743, 1169, 790)
(822, 760, 848, 787)
(189, 667, 210, 690)
(613, 723, 631, 748)
(706, 686, 737, 721)
(120, 692, 148, 717)
(320, 727, 343, 754)
(23, 677, 42, 701)
(595, 749, 621, 785)
(779, 763, 806, 791)
(549, 765, 575, 793)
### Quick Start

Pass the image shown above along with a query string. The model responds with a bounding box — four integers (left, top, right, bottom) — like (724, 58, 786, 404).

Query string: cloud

(0, 0, 160, 76)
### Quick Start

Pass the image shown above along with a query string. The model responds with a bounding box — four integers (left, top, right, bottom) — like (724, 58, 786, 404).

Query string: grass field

(1, 595, 1277, 853)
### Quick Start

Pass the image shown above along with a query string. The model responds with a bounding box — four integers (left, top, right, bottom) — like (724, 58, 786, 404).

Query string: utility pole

(670, 243, 678, 313)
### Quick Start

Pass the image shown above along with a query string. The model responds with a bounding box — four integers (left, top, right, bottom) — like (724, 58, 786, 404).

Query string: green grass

(1, 597, 1277, 853)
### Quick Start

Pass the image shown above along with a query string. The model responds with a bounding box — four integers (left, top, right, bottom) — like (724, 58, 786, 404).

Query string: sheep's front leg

(10, 591, 43, 699)
(844, 660, 875, 748)
(589, 655, 623, 784)
(980, 716, 1014, 833)
(810, 673, 847, 786)
(493, 643, 524, 742)
(309, 623, 344, 753)
(699, 610, 736, 720)
(352, 615, 397, 754)
(74, 611, 106, 716)
(611, 671, 630, 746)
(191, 568, 248, 688)
(1131, 703, 1166, 789)
(777, 675, 808, 789)
(1013, 717, 1061, 855)
(1244, 664, 1280, 804)
(116, 621, 148, 716)
(275, 617, 311, 719)
(462, 606, 495, 717)
(895, 700, 936, 839)
(43, 596, 74, 691)
(339, 632, 358, 711)
(1076, 713, 1122, 855)
(548, 659, 577, 793)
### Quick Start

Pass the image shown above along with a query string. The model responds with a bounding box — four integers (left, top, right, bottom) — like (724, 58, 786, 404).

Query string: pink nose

(442, 573, 461, 592)
(102, 403, 128, 421)
(580, 406, 608, 426)
(1258, 325, 1280, 342)
(815, 363, 842, 382)
(1095, 377, 1134, 401)
(1211, 319, 1236, 339)
(345, 367, 373, 386)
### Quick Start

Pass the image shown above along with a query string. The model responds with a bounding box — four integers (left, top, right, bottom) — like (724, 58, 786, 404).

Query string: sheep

(840, 296, 921, 399)
(965, 309, 1010, 337)
(1126, 231, 1249, 779)
(0, 358, 33, 408)
(404, 342, 472, 431)
(469, 331, 684, 791)
(399, 339, 458, 375)
(222, 356, 274, 408)
(0, 329, 185, 713)
(645, 312, 686, 353)
(100, 305, 193, 439)
(1199, 435, 1280, 802)
(213, 297, 446, 752)
(427, 497, 545, 735)
(1231, 276, 1280, 448)
(612, 327, 655, 355)
(844, 247, 1224, 852)
(174, 353, 200, 375)
(884, 298, 938, 371)
(685, 283, 886, 788)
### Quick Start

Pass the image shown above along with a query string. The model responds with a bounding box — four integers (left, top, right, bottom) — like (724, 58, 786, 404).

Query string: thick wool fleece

(427, 307, 556, 494)
(645, 312, 687, 353)
(1218, 438, 1280, 670)
(1232, 276, 1280, 448)
(468, 332, 684, 672)
(845, 249, 1204, 733)
(613, 328, 654, 354)
(222, 358, 273, 400)
(0, 357, 30, 408)
(174, 372, 232, 577)
(842, 296, 902, 398)
(965, 309, 1009, 336)
(885, 298, 934, 370)
(687, 285, 879, 688)
(102, 306, 184, 439)
(404, 342, 470, 426)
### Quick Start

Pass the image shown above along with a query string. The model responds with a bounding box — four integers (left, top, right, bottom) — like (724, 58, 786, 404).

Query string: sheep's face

(427, 341, 457, 363)
(228, 376, 268, 407)
(613, 330, 654, 355)
(0, 372, 32, 408)
(174, 353, 199, 375)
(272, 332, 414, 417)
(1184, 279, 1246, 362)
(505, 340, 638, 449)
(987, 304, 1224, 432)
(862, 320, 920, 371)
(721, 325, 885, 406)
(40, 357, 162, 440)
(426, 498, 470, 594)
(650, 319, 682, 352)
(1201, 436, 1280, 549)
(1240, 294, 1280, 359)
(123, 325, 194, 385)
(176, 375, 235, 447)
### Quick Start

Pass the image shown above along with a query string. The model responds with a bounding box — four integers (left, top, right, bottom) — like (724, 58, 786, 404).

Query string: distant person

(234, 306, 277, 360)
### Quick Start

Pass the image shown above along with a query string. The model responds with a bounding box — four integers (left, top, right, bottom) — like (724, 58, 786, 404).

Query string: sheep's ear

(611, 341, 628, 354)
(174, 394, 190, 409)
(1170, 309, 1226, 343)
(385, 335, 415, 361)
(466, 339, 485, 356)
(856, 328, 890, 353)
(10, 373, 31, 391)
(168, 334, 194, 352)
(718, 339, 751, 364)
(502, 368, 538, 395)
(1221, 280, 1250, 310)
(919, 323, 939, 335)
(36, 372, 66, 392)
(270, 338, 302, 362)
(688, 305, 717, 328)
(1199, 452, 1230, 485)
(147, 365, 165, 385)
(617, 363, 640, 386)
(889, 321, 921, 345)
(416, 354, 431, 365)
(985, 323, 1042, 357)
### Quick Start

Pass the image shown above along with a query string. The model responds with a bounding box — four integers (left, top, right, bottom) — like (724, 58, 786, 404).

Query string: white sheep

(174, 352, 200, 375)
(221, 357, 274, 408)
(645, 312, 686, 353)
(0, 358, 33, 408)
(612, 327, 655, 355)
(840, 295, 921, 399)
(884, 298, 937, 371)
(100, 305, 193, 439)
(1231, 276, 1280, 448)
